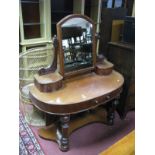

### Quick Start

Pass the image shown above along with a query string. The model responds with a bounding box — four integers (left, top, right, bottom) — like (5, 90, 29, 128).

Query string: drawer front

(92, 88, 122, 106)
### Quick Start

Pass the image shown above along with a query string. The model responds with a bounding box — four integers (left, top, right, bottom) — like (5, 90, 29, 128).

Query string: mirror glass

(61, 17, 93, 73)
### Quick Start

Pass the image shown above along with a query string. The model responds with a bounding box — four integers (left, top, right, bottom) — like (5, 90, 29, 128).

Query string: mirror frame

(57, 14, 96, 78)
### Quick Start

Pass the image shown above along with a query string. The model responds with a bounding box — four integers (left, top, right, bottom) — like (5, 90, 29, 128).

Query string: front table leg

(107, 99, 119, 125)
(56, 115, 70, 151)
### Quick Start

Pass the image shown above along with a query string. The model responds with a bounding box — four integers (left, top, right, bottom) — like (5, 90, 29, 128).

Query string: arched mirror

(57, 14, 96, 77)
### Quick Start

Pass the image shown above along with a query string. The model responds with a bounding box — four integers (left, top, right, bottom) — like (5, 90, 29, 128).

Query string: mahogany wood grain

(57, 115, 70, 151)
(34, 72, 63, 92)
(28, 14, 125, 152)
(107, 99, 119, 125)
(95, 59, 114, 75)
(30, 70, 124, 115)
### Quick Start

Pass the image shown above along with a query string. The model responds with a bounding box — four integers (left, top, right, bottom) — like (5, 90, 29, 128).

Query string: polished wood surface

(34, 72, 63, 92)
(95, 59, 114, 75)
(35, 72, 63, 84)
(30, 70, 124, 114)
(99, 130, 135, 155)
(28, 14, 125, 152)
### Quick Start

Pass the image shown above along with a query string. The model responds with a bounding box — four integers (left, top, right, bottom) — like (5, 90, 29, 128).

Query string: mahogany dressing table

(29, 14, 124, 152)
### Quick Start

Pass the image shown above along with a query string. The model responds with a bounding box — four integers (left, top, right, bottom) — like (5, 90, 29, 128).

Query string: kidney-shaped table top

(29, 71, 124, 115)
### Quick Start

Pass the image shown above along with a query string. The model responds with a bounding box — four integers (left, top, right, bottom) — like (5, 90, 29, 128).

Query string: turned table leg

(56, 115, 70, 152)
(107, 99, 119, 125)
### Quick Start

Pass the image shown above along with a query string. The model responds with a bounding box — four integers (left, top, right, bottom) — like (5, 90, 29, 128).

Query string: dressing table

(29, 14, 124, 152)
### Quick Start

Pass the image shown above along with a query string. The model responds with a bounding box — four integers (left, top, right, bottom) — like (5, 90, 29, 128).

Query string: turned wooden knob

(95, 100, 99, 104)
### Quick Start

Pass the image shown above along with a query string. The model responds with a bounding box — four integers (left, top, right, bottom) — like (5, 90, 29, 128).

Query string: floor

(99, 130, 135, 155)
(29, 111, 135, 155)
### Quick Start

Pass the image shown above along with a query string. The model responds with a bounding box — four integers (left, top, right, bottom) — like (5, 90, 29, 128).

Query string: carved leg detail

(56, 115, 70, 152)
(107, 99, 119, 125)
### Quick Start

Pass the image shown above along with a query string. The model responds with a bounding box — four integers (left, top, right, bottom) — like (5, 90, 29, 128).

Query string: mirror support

(38, 35, 58, 76)
(34, 35, 63, 93)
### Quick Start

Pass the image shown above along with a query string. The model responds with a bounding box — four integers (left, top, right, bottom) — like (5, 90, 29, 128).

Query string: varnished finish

(56, 14, 96, 78)
(107, 99, 119, 125)
(34, 72, 63, 92)
(95, 59, 114, 75)
(30, 71, 124, 115)
(57, 115, 70, 151)
(64, 66, 94, 79)
(28, 14, 125, 152)
(38, 35, 58, 76)
(38, 107, 107, 141)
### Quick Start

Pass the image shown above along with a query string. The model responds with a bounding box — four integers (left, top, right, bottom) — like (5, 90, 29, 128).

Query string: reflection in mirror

(61, 18, 93, 73)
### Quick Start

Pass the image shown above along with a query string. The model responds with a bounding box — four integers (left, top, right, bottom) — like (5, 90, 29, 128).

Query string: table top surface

(30, 70, 124, 106)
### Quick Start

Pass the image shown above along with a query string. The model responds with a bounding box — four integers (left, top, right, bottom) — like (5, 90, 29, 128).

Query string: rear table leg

(107, 99, 119, 125)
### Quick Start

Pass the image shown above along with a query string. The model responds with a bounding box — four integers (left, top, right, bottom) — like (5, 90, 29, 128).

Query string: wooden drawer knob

(106, 95, 110, 99)
(95, 100, 99, 103)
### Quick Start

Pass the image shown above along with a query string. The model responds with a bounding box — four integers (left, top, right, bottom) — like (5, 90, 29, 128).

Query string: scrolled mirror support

(38, 35, 58, 76)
